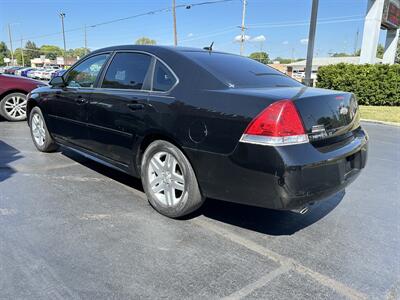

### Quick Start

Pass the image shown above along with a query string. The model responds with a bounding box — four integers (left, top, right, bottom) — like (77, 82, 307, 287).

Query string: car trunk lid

(291, 87, 360, 143)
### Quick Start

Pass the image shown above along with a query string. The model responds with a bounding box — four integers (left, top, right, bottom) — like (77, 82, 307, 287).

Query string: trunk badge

(340, 106, 349, 115)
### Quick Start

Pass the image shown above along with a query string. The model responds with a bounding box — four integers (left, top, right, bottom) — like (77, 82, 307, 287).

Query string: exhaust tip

(291, 206, 309, 214)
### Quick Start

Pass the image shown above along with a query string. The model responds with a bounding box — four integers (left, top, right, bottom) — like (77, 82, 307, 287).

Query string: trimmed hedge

(316, 63, 400, 106)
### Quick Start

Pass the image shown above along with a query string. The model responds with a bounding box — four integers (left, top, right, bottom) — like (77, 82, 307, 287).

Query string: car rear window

(184, 51, 302, 88)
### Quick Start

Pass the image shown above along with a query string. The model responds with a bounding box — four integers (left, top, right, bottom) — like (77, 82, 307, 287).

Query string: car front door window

(66, 54, 109, 88)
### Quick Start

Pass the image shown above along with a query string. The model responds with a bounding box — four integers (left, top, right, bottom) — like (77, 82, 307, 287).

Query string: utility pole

(84, 24, 88, 55)
(59, 12, 67, 67)
(172, 0, 178, 46)
(20, 38, 25, 66)
(240, 0, 247, 55)
(354, 28, 359, 55)
(304, 0, 319, 87)
(7, 24, 14, 66)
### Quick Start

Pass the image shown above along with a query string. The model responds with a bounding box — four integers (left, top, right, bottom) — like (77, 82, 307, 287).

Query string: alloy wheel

(4, 95, 27, 120)
(147, 151, 185, 206)
(31, 113, 46, 146)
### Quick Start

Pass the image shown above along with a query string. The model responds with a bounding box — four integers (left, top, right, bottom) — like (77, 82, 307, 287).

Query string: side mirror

(49, 76, 65, 87)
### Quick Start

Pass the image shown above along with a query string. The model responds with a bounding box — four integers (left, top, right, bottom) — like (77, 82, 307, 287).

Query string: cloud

(187, 33, 193, 37)
(234, 34, 251, 42)
(250, 35, 266, 42)
(300, 38, 308, 45)
(282, 40, 289, 45)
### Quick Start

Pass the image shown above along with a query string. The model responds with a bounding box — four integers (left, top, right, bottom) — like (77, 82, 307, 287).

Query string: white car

(30, 69, 44, 79)
(42, 69, 60, 80)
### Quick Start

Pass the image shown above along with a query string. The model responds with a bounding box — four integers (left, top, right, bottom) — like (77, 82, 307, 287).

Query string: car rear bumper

(185, 127, 368, 210)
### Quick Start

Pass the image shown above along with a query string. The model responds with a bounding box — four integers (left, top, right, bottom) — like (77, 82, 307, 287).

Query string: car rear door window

(102, 52, 152, 90)
(65, 54, 109, 88)
(152, 60, 177, 92)
(184, 51, 302, 88)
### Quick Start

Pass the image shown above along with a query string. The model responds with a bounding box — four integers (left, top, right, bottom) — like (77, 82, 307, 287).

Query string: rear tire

(29, 107, 58, 152)
(0, 92, 27, 121)
(141, 140, 204, 218)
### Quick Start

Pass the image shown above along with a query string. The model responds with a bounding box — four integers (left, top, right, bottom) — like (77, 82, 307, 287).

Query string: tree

(24, 41, 40, 65)
(0, 41, 9, 66)
(330, 52, 352, 57)
(135, 37, 156, 45)
(67, 47, 90, 58)
(354, 44, 384, 58)
(40, 45, 62, 60)
(270, 57, 304, 64)
(14, 48, 25, 66)
(249, 52, 270, 64)
(376, 44, 384, 58)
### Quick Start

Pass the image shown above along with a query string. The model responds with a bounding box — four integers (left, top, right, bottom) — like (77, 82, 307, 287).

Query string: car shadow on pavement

(196, 191, 344, 236)
(0, 140, 23, 182)
(61, 148, 144, 191)
(60, 147, 344, 236)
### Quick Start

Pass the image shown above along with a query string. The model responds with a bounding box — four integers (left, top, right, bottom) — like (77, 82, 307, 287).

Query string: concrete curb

(361, 118, 400, 127)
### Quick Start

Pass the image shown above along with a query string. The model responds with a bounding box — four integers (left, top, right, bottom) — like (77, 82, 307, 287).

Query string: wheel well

(0, 89, 28, 101)
(136, 133, 191, 173)
(26, 100, 38, 126)
(137, 133, 177, 170)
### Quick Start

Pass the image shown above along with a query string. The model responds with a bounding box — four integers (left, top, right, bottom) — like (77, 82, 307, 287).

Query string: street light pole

(20, 38, 25, 66)
(84, 24, 88, 55)
(240, 0, 247, 56)
(59, 12, 67, 67)
(7, 24, 14, 66)
(304, 0, 319, 86)
(172, 0, 178, 46)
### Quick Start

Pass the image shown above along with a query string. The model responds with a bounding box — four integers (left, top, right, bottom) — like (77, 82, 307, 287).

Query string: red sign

(382, 0, 400, 29)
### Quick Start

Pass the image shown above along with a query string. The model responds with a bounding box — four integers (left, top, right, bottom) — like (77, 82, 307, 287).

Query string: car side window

(152, 60, 177, 92)
(65, 54, 109, 88)
(102, 52, 152, 90)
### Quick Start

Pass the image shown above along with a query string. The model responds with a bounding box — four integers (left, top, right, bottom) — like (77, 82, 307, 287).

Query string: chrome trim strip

(239, 133, 309, 146)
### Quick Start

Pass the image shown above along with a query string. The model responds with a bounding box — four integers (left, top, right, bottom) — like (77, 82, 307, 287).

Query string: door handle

(75, 97, 88, 104)
(127, 103, 145, 111)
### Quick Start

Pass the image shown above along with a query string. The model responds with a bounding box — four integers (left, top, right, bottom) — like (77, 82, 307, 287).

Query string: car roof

(90, 45, 230, 56)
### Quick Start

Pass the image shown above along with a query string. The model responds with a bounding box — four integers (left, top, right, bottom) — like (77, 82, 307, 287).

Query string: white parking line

(193, 218, 367, 300)
(222, 265, 290, 300)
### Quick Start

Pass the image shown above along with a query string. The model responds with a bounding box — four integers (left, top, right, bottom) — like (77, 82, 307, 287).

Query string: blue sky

(0, 0, 387, 59)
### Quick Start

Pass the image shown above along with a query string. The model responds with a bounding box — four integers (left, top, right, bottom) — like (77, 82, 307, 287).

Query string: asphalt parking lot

(0, 120, 399, 299)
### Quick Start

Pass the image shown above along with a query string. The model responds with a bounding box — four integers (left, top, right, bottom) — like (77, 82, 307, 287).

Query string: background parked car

(4, 66, 23, 75)
(21, 68, 35, 77)
(15, 67, 33, 77)
(0, 74, 47, 121)
(51, 69, 67, 79)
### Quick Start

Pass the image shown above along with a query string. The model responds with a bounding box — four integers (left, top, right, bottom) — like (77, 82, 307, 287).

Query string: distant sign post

(360, 0, 399, 64)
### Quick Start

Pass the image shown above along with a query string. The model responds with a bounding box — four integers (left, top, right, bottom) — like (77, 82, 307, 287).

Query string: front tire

(0, 92, 27, 121)
(29, 107, 58, 152)
(141, 140, 204, 218)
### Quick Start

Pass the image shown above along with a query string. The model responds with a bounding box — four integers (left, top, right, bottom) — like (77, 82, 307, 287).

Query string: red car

(0, 74, 46, 121)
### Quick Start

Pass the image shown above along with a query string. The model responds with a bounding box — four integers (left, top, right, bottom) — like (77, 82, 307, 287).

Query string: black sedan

(26, 45, 368, 218)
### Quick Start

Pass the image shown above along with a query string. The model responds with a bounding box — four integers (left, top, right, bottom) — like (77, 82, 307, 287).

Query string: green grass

(359, 106, 400, 124)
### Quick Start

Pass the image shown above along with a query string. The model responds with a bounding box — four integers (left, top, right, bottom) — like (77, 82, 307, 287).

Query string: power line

(246, 15, 364, 27)
(179, 17, 364, 43)
(11, 0, 236, 44)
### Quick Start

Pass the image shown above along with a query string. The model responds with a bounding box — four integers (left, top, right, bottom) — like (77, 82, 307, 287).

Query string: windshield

(184, 51, 302, 88)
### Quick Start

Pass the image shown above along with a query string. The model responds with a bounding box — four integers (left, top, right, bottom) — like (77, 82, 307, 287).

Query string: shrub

(316, 63, 400, 106)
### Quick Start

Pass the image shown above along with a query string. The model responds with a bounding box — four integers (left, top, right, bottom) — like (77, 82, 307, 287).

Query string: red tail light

(240, 100, 309, 146)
